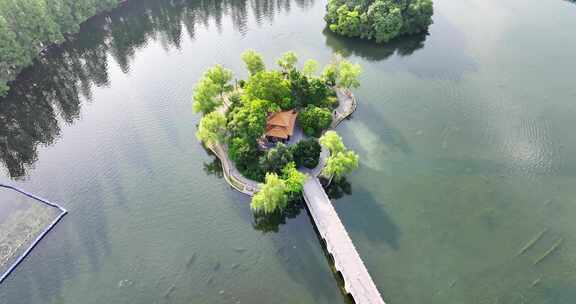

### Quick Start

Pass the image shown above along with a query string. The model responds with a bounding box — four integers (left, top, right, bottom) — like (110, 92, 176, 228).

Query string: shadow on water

(336, 182, 401, 250)
(324, 177, 353, 201)
(341, 101, 412, 155)
(0, 0, 311, 181)
(322, 27, 428, 62)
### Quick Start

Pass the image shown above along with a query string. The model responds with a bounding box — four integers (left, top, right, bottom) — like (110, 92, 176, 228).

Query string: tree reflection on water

(0, 0, 314, 180)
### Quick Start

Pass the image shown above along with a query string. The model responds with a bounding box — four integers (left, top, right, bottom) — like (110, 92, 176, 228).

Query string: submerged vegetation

(194, 50, 361, 216)
(324, 0, 434, 43)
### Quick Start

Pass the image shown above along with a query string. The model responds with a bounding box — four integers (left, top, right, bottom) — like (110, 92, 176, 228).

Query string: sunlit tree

(196, 111, 227, 145)
(241, 49, 265, 76)
(251, 173, 289, 214)
(302, 59, 319, 77)
(192, 77, 221, 113)
(204, 64, 233, 98)
(319, 130, 345, 154)
(277, 51, 298, 72)
(322, 150, 359, 181)
(337, 60, 362, 89)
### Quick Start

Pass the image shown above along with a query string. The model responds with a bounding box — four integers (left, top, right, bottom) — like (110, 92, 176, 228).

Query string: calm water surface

(1, 0, 576, 303)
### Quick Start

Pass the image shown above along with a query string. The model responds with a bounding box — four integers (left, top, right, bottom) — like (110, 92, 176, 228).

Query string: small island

(193, 51, 386, 304)
(324, 0, 434, 43)
(193, 50, 361, 214)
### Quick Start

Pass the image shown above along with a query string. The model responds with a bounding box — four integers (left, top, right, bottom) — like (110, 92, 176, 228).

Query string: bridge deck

(302, 177, 385, 304)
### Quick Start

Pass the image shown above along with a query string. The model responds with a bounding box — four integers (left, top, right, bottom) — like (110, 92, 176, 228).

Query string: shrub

(259, 143, 294, 175)
(292, 139, 321, 169)
(298, 105, 333, 137)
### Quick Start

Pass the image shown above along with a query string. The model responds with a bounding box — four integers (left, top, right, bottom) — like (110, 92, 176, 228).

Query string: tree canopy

(259, 143, 294, 175)
(319, 130, 346, 154)
(299, 105, 333, 137)
(302, 59, 319, 77)
(251, 173, 289, 214)
(192, 77, 221, 114)
(204, 64, 233, 98)
(292, 138, 321, 169)
(277, 51, 298, 72)
(319, 131, 359, 181)
(323, 150, 359, 181)
(324, 0, 433, 43)
(196, 111, 227, 145)
(241, 49, 266, 76)
(243, 71, 293, 109)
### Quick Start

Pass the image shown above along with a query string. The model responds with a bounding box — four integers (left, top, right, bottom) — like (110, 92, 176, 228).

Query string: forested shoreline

(0, 0, 125, 96)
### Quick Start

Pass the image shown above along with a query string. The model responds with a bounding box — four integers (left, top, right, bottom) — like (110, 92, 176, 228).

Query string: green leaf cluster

(319, 131, 359, 181)
(292, 138, 321, 169)
(298, 105, 333, 137)
(192, 64, 233, 114)
(251, 162, 307, 214)
(196, 111, 227, 146)
(324, 0, 433, 43)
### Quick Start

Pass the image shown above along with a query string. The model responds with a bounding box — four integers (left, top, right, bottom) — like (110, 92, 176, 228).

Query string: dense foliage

(243, 71, 292, 109)
(292, 139, 321, 169)
(241, 49, 266, 76)
(250, 162, 306, 214)
(324, 0, 434, 43)
(196, 111, 227, 145)
(0, 0, 123, 96)
(193, 52, 362, 205)
(193, 65, 233, 113)
(298, 105, 333, 137)
(319, 131, 359, 181)
(259, 143, 294, 175)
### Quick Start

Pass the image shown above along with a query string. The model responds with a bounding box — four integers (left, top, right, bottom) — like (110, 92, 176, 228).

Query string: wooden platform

(302, 177, 385, 304)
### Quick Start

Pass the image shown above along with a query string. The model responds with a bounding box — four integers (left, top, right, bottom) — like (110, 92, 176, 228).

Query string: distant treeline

(0, 0, 124, 96)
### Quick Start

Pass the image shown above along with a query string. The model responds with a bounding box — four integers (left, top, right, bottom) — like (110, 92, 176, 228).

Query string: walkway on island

(207, 87, 385, 304)
(302, 177, 385, 304)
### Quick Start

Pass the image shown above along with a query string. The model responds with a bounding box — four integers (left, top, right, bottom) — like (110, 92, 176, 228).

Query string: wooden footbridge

(302, 177, 385, 304)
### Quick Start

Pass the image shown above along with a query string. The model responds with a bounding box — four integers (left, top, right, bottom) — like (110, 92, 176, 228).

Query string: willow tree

(319, 130, 345, 154)
(204, 64, 233, 98)
(322, 150, 359, 181)
(192, 77, 221, 114)
(277, 51, 298, 72)
(241, 49, 266, 76)
(251, 173, 289, 214)
(196, 111, 227, 145)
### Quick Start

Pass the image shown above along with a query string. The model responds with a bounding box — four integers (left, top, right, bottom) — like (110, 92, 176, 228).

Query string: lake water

(1, 0, 576, 303)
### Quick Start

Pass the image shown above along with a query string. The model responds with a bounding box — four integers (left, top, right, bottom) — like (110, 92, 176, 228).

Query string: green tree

(302, 59, 319, 77)
(281, 162, 307, 198)
(337, 60, 362, 89)
(192, 77, 221, 114)
(243, 71, 292, 109)
(319, 130, 345, 154)
(298, 105, 333, 137)
(228, 99, 277, 141)
(324, 0, 433, 43)
(292, 139, 321, 169)
(277, 51, 298, 72)
(204, 64, 233, 98)
(322, 63, 338, 86)
(259, 143, 294, 174)
(196, 111, 227, 145)
(241, 49, 265, 76)
(251, 173, 289, 214)
(322, 150, 359, 181)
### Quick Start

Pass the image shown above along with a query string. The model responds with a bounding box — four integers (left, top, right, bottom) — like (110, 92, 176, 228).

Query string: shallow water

(1, 0, 576, 303)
